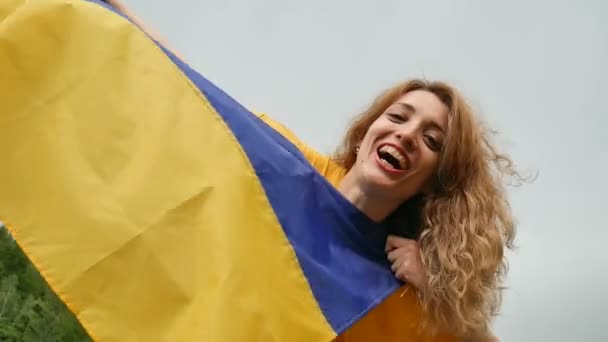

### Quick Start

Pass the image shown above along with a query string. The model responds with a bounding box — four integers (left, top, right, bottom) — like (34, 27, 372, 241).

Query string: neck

(337, 172, 400, 223)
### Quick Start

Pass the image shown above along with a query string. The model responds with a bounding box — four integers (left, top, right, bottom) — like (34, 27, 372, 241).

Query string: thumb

(385, 235, 410, 252)
(384, 235, 417, 252)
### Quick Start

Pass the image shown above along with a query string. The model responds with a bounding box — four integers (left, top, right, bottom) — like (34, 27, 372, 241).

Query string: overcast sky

(123, 1, 607, 340)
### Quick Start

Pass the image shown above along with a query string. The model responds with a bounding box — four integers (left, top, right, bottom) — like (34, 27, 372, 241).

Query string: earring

(354, 146, 360, 154)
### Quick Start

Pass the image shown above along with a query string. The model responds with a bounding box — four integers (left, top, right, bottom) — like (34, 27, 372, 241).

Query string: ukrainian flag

(0, 0, 402, 340)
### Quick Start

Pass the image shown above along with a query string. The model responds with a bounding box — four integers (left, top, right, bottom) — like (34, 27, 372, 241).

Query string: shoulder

(254, 111, 347, 186)
(254, 112, 299, 144)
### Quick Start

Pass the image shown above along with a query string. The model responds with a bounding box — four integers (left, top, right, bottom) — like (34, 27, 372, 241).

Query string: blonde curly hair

(333, 79, 525, 339)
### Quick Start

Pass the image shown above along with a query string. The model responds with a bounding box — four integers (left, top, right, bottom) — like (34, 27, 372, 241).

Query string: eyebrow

(393, 102, 446, 134)
(395, 102, 416, 113)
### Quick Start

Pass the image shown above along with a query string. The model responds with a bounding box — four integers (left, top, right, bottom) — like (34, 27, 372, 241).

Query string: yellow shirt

(257, 113, 457, 342)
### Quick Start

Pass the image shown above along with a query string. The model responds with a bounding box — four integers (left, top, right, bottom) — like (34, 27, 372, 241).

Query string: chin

(362, 166, 421, 201)
(362, 169, 402, 193)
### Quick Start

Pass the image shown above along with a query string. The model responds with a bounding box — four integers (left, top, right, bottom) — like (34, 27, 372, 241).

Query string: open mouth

(376, 144, 408, 171)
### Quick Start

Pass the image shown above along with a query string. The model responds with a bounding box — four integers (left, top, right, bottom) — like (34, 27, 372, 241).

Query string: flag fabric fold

(0, 0, 402, 340)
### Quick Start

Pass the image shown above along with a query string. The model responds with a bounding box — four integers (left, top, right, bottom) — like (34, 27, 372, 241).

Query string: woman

(107, 1, 517, 340)
(259, 83, 512, 342)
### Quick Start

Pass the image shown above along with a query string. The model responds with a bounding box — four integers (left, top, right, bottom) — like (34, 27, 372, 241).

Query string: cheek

(360, 123, 390, 148)
(359, 128, 379, 152)
(418, 152, 440, 180)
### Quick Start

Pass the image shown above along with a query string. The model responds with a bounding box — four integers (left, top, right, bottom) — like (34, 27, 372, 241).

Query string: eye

(387, 113, 407, 123)
(424, 135, 441, 152)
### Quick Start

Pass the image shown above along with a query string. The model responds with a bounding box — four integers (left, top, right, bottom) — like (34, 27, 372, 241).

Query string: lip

(375, 142, 410, 175)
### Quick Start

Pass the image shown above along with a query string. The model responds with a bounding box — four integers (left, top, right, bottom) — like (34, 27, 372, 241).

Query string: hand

(385, 235, 426, 289)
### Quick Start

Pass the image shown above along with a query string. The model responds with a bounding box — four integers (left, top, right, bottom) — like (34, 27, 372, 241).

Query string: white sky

(124, 1, 608, 340)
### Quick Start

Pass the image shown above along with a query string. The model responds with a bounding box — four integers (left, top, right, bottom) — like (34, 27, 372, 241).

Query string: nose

(395, 127, 418, 152)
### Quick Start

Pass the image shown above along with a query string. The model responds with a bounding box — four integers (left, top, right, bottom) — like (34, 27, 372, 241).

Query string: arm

(386, 236, 500, 342)
(104, 0, 185, 60)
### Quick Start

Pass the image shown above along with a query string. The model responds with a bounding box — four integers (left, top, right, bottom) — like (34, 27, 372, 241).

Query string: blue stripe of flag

(88, 0, 403, 333)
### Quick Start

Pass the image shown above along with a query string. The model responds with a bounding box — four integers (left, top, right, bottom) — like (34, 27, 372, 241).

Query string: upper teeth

(379, 145, 407, 169)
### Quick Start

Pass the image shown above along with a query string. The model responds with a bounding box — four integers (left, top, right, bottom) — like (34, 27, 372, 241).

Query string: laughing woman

(259, 81, 512, 342)
(106, 1, 519, 340)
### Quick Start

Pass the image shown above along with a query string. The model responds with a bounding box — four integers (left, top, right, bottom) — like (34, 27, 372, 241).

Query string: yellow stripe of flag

(0, 0, 334, 340)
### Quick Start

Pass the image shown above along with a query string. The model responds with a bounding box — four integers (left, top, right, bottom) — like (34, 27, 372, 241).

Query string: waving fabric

(0, 0, 402, 340)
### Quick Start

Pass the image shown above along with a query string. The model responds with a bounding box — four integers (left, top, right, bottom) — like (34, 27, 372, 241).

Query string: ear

(353, 140, 363, 154)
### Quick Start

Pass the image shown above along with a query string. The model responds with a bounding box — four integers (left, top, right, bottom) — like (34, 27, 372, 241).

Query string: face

(352, 90, 449, 203)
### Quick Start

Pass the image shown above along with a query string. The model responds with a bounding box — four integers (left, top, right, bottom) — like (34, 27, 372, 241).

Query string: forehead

(390, 90, 449, 129)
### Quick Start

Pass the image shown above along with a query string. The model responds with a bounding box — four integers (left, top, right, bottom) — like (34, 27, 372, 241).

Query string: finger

(385, 235, 398, 252)
(387, 249, 401, 262)
(390, 255, 407, 273)
(394, 260, 408, 281)
(386, 235, 413, 251)
(391, 260, 399, 273)
(387, 245, 415, 260)
(395, 267, 408, 282)
(388, 248, 413, 264)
